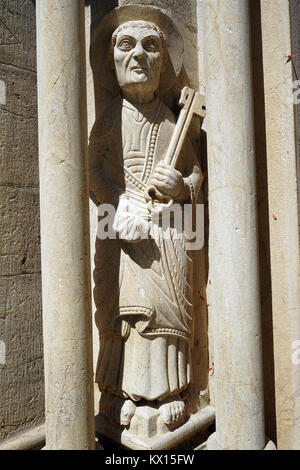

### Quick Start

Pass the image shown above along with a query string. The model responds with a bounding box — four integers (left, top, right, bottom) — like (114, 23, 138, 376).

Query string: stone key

(165, 86, 206, 168)
(145, 86, 206, 204)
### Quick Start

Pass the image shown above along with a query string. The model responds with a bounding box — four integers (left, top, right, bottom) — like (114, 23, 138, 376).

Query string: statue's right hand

(148, 161, 184, 200)
(144, 184, 171, 204)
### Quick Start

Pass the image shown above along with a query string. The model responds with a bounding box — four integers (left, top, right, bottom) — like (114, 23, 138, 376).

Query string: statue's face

(113, 22, 164, 94)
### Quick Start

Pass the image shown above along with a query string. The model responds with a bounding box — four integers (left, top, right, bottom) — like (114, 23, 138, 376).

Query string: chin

(130, 73, 148, 82)
(134, 78, 149, 84)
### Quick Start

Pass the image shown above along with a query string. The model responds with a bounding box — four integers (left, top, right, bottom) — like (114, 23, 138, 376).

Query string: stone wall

(0, 0, 44, 441)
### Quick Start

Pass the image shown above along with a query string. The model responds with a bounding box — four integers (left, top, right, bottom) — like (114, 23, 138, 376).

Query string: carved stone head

(90, 5, 184, 98)
(112, 21, 166, 96)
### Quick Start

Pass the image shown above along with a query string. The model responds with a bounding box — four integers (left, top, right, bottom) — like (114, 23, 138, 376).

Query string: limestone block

(0, 0, 44, 444)
(96, 405, 215, 450)
(122, 407, 160, 440)
(0, 186, 40, 277)
(0, 0, 36, 72)
(0, 273, 44, 441)
(0, 65, 38, 187)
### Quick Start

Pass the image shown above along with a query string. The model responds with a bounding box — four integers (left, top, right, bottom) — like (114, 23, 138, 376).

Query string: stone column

(203, 0, 266, 449)
(261, 0, 300, 450)
(36, 0, 95, 450)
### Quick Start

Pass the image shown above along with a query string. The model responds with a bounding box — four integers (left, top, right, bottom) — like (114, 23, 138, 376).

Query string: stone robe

(89, 95, 202, 402)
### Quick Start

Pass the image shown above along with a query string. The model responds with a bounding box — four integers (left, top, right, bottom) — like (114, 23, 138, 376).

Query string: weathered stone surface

(36, 0, 95, 450)
(203, 0, 266, 450)
(249, 0, 276, 443)
(0, 423, 45, 450)
(1, 0, 297, 452)
(0, 0, 36, 72)
(261, 0, 300, 450)
(0, 273, 43, 440)
(0, 186, 40, 276)
(89, 4, 210, 449)
(88, 0, 199, 90)
(290, 0, 300, 236)
(0, 0, 44, 442)
(0, 65, 38, 187)
(86, 1, 210, 443)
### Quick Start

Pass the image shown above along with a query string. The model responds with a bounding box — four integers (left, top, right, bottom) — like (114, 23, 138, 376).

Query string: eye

(118, 39, 134, 51)
(144, 39, 159, 52)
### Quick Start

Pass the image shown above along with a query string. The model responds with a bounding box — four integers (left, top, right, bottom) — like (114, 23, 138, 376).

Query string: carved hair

(111, 20, 167, 49)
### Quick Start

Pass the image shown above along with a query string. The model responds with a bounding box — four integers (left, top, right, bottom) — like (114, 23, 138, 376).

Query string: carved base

(96, 404, 215, 450)
(201, 432, 276, 451)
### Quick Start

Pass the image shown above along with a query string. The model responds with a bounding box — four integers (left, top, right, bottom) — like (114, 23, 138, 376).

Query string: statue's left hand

(113, 196, 150, 242)
(149, 161, 184, 200)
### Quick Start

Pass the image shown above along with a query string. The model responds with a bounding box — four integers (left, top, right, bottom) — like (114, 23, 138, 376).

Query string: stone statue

(89, 5, 203, 440)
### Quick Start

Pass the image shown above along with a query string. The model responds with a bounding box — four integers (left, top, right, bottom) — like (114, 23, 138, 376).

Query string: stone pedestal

(96, 403, 215, 450)
(205, 433, 276, 451)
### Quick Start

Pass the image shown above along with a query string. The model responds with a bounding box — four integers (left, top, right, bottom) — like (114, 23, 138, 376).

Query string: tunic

(89, 95, 202, 401)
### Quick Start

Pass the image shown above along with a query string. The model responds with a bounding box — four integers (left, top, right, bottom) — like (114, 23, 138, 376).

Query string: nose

(133, 41, 145, 59)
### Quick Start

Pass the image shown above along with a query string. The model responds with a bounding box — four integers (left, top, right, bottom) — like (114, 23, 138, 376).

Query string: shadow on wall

(250, 0, 277, 444)
(86, 0, 119, 22)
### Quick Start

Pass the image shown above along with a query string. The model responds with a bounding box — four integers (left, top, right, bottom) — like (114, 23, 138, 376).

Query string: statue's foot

(110, 397, 136, 427)
(120, 399, 136, 426)
(159, 396, 186, 425)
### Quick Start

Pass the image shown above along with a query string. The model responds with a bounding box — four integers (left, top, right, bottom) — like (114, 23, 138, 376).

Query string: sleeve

(89, 121, 123, 207)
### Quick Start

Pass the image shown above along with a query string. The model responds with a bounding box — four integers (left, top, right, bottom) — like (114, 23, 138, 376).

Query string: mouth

(131, 66, 148, 73)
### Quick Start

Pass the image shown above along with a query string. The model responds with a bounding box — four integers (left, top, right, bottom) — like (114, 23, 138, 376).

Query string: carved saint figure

(89, 8, 203, 429)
